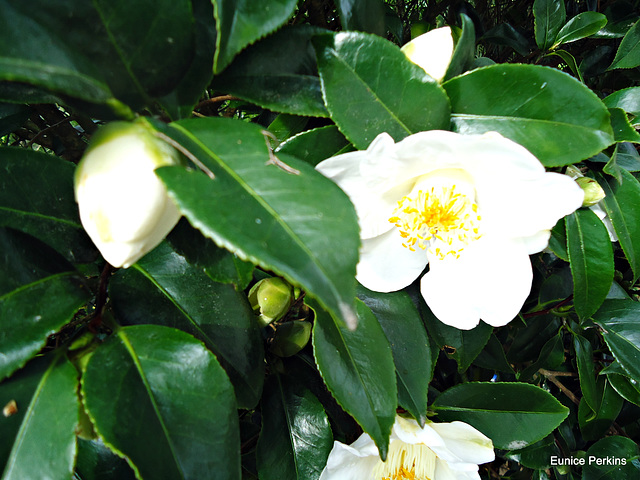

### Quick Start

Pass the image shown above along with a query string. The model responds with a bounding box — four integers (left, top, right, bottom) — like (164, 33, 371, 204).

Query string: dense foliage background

(1, 0, 640, 478)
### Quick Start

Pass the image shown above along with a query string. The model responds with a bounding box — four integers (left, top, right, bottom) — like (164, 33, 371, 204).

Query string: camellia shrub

(1, 0, 640, 479)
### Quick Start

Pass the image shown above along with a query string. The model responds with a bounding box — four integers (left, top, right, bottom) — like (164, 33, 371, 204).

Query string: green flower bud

(248, 277, 293, 327)
(270, 321, 312, 357)
(575, 176, 606, 207)
(74, 120, 182, 268)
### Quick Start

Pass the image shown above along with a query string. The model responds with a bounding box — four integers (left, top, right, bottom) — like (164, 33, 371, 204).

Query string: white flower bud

(401, 26, 454, 82)
(74, 121, 182, 268)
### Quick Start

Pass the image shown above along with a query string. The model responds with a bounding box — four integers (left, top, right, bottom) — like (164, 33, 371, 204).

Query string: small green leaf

(357, 286, 432, 426)
(443, 64, 614, 166)
(533, 0, 566, 51)
(0, 228, 90, 380)
(573, 334, 600, 411)
(432, 382, 569, 450)
(603, 87, 640, 118)
(0, 355, 78, 480)
(311, 299, 396, 459)
(508, 315, 562, 364)
(256, 375, 333, 480)
(75, 437, 136, 480)
(109, 241, 264, 409)
(566, 208, 614, 319)
(506, 435, 559, 470)
(609, 107, 640, 143)
(578, 377, 623, 441)
(155, 117, 360, 329)
(82, 325, 240, 480)
(553, 12, 608, 47)
(593, 300, 640, 383)
(519, 333, 564, 381)
(213, 26, 328, 117)
(444, 14, 476, 81)
(609, 19, 640, 70)
(212, 0, 298, 73)
(582, 436, 640, 479)
(473, 334, 515, 374)
(314, 31, 451, 149)
(277, 125, 351, 167)
(606, 373, 640, 407)
(335, 0, 385, 36)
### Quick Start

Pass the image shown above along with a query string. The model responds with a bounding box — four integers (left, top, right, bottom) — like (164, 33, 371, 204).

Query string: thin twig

(261, 130, 300, 175)
(152, 131, 215, 180)
(538, 368, 580, 405)
(194, 95, 237, 111)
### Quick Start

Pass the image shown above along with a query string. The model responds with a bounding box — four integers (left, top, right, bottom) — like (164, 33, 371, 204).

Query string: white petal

(319, 439, 378, 480)
(522, 230, 551, 255)
(357, 230, 428, 292)
(401, 27, 454, 82)
(435, 459, 481, 480)
(421, 236, 532, 328)
(430, 422, 495, 465)
(590, 203, 618, 241)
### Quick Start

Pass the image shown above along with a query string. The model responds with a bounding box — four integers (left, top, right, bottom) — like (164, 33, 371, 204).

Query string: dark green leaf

(82, 325, 240, 480)
(0, 228, 90, 380)
(212, 0, 298, 73)
(109, 241, 263, 409)
(155, 117, 360, 329)
(609, 107, 640, 143)
(481, 23, 531, 57)
(603, 87, 640, 118)
(444, 14, 476, 81)
(277, 125, 351, 167)
(443, 64, 614, 166)
(573, 334, 600, 411)
(268, 115, 309, 145)
(519, 333, 564, 381)
(0, 104, 30, 136)
(506, 435, 559, 470)
(311, 299, 396, 459)
(596, 170, 640, 281)
(357, 286, 432, 426)
(578, 377, 623, 441)
(606, 373, 640, 407)
(592, 300, 640, 383)
(473, 334, 515, 374)
(256, 375, 333, 480)
(609, 19, 640, 70)
(553, 12, 608, 47)
(432, 382, 569, 449)
(508, 315, 562, 364)
(549, 218, 568, 261)
(335, 0, 385, 36)
(214, 26, 328, 117)
(545, 49, 583, 82)
(566, 208, 614, 319)
(582, 436, 640, 479)
(75, 437, 136, 480)
(0, 355, 78, 480)
(314, 31, 450, 149)
(0, 147, 95, 263)
(533, 0, 566, 51)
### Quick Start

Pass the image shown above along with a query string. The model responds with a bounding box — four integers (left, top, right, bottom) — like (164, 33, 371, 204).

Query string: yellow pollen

(374, 441, 437, 480)
(389, 184, 482, 260)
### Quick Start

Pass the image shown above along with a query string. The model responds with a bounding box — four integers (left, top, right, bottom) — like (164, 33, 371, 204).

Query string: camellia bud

(270, 321, 312, 357)
(401, 26, 454, 82)
(74, 121, 182, 268)
(575, 176, 606, 207)
(248, 277, 294, 327)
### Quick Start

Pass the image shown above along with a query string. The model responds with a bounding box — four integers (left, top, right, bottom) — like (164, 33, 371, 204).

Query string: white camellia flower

(319, 416, 495, 480)
(401, 27, 454, 82)
(74, 121, 182, 268)
(316, 131, 584, 329)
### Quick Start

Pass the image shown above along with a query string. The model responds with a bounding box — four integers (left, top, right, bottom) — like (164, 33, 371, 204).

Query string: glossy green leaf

(549, 218, 568, 261)
(609, 107, 640, 143)
(573, 334, 600, 412)
(277, 125, 351, 167)
(473, 334, 514, 374)
(268, 114, 309, 145)
(578, 377, 623, 441)
(0, 228, 90, 380)
(311, 299, 396, 459)
(582, 436, 640, 479)
(314, 31, 451, 149)
(432, 382, 569, 450)
(606, 373, 640, 407)
(596, 170, 640, 281)
(609, 19, 640, 70)
(519, 333, 564, 381)
(553, 12, 608, 47)
(566, 208, 614, 319)
(82, 325, 240, 480)
(335, 0, 385, 36)
(508, 315, 562, 363)
(444, 14, 476, 81)
(603, 87, 640, 118)
(422, 302, 492, 373)
(109, 241, 263, 409)
(443, 64, 614, 166)
(1, 355, 78, 480)
(357, 286, 432, 426)
(592, 300, 640, 383)
(256, 375, 333, 480)
(214, 26, 328, 117)
(0, 148, 95, 263)
(154, 117, 360, 329)
(212, 0, 298, 73)
(533, 0, 566, 51)
(545, 49, 583, 82)
(75, 438, 136, 480)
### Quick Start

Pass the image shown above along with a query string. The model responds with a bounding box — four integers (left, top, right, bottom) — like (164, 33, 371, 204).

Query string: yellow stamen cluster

(373, 441, 437, 480)
(389, 184, 481, 260)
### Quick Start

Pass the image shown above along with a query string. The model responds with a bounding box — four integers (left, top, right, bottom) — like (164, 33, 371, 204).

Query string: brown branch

(538, 368, 580, 405)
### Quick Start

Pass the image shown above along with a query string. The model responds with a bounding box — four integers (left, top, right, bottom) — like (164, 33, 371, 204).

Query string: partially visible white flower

(565, 166, 617, 242)
(319, 416, 495, 480)
(316, 131, 583, 329)
(74, 121, 182, 268)
(401, 27, 454, 82)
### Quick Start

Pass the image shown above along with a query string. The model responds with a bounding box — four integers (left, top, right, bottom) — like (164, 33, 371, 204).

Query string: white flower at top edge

(316, 131, 584, 329)
(319, 416, 495, 480)
(74, 121, 182, 268)
(401, 27, 454, 82)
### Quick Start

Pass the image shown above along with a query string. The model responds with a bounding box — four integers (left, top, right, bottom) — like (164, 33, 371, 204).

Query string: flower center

(388, 174, 481, 260)
(373, 441, 437, 480)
